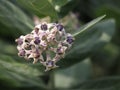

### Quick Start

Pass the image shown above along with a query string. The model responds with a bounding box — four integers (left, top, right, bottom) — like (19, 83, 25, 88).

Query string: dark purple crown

(41, 24, 48, 30)
(57, 24, 64, 31)
(34, 37, 40, 44)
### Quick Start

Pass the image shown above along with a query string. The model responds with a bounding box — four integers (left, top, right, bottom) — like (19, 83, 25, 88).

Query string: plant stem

(48, 70, 55, 89)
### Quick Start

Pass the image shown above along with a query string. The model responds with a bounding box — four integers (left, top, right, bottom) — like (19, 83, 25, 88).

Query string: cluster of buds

(15, 22, 74, 71)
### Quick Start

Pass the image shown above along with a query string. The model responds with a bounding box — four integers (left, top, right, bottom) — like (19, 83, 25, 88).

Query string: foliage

(0, 0, 120, 90)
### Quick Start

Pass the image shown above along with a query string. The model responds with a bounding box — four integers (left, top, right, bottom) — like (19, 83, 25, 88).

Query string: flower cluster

(15, 22, 74, 71)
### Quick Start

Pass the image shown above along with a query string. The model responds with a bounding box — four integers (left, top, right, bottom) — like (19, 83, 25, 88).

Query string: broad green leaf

(50, 0, 70, 7)
(18, 0, 58, 20)
(96, 5, 120, 26)
(58, 0, 79, 17)
(0, 55, 45, 88)
(0, 0, 34, 38)
(73, 15, 106, 36)
(91, 43, 119, 77)
(49, 0, 71, 13)
(58, 18, 115, 68)
(55, 58, 92, 88)
(73, 76, 120, 90)
(95, 5, 120, 46)
(0, 39, 17, 55)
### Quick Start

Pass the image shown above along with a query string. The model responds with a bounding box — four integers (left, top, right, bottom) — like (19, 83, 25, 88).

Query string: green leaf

(0, 55, 45, 88)
(0, 39, 17, 55)
(55, 58, 92, 88)
(58, 18, 115, 68)
(96, 5, 120, 26)
(91, 43, 119, 77)
(73, 15, 106, 36)
(73, 76, 120, 90)
(58, 0, 79, 17)
(18, 0, 58, 20)
(51, 0, 70, 7)
(95, 6, 120, 46)
(0, 0, 34, 38)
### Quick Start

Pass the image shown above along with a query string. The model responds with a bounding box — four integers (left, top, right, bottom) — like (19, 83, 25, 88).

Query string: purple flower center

(19, 49, 25, 56)
(57, 47, 63, 54)
(67, 36, 74, 44)
(41, 24, 48, 30)
(57, 24, 63, 31)
(46, 60, 54, 67)
(34, 37, 40, 44)
(34, 52, 40, 58)
(34, 27, 39, 34)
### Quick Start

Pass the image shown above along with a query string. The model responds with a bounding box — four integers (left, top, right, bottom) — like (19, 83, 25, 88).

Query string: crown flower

(15, 22, 74, 71)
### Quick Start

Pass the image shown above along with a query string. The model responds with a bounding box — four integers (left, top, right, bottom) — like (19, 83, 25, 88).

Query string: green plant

(0, 0, 119, 90)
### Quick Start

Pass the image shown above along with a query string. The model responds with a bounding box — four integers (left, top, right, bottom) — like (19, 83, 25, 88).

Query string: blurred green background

(0, 0, 120, 90)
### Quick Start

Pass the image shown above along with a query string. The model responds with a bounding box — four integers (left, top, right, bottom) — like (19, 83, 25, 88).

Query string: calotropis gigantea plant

(15, 22, 74, 71)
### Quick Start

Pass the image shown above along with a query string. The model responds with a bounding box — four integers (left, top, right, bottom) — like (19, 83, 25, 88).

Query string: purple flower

(34, 52, 40, 58)
(34, 27, 39, 34)
(41, 24, 48, 30)
(34, 37, 40, 44)
(57, 24, 64, 31)
(46, 60, 54, 67)
(15, 22, 74, 71)
(67, 36, 74, 44)
(57, 47, 63, 55)
(16, 38, 23, 45)
(19, 49, 25, 56)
